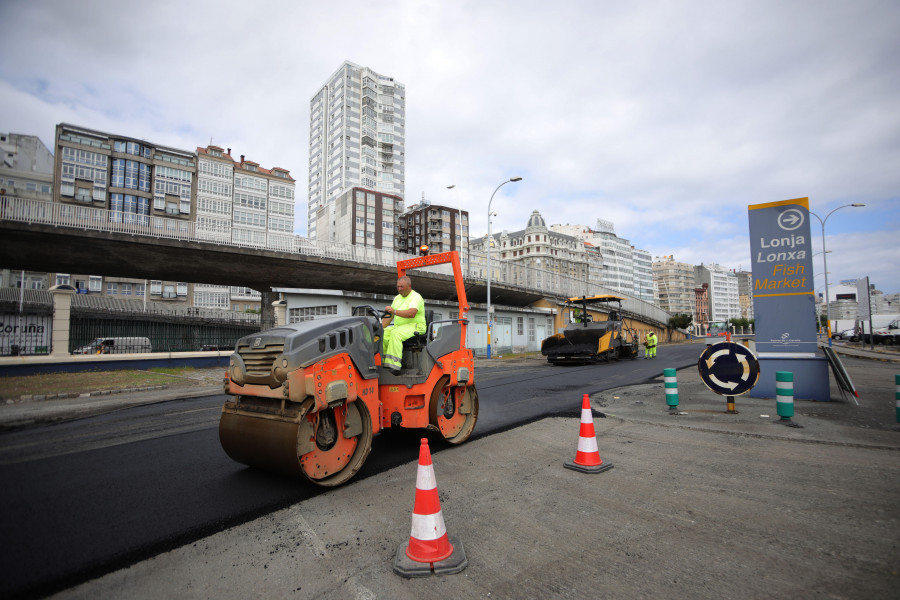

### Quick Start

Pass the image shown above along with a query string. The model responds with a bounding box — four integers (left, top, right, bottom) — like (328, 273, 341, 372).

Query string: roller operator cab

(218, 251, 478, 487)
(541, 294, 640, 365)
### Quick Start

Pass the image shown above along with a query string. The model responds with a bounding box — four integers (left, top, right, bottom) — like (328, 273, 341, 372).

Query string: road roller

(219, 251, 479, 487)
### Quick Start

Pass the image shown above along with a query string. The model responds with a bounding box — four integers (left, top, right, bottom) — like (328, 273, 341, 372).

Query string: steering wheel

(353, 304, 388, 320)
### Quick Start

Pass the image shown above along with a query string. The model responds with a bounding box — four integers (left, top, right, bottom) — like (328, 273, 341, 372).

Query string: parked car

(199, 344, 234, 352)
(831, 328, 858, 342)
(73, 337, 152, 354)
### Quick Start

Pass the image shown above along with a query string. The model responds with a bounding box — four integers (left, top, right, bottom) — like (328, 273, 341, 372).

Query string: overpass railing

(0, 196, 670, 326)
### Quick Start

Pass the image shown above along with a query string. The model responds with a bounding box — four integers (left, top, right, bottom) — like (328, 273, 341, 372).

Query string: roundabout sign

(698, 342, 760, 397)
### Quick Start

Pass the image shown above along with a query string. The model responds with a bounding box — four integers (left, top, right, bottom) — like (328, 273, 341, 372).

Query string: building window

(135, 283, 145, 297)
(150, 280, 162, 295)
(176, 282, 188, 296)
(55, 274, 70, 286)
(89, 276, 102, 292)
(517, 316, 524, 336)
(121, 283, 132, 296)
(528, 317, 535, 342)
(107, 282, 118, 295)
(289, 305, 338, 323)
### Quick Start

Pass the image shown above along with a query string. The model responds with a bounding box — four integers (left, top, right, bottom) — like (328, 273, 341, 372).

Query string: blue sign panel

(748, 198, 817, 355)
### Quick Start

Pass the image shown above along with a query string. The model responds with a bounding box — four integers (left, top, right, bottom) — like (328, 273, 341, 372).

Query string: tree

(668, 313, 692, 330)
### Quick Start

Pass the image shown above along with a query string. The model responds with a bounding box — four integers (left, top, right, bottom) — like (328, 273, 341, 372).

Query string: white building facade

(652, 255, 696, 315)
(473, 211, 589, 287)
(550, 220, 653, 300)
(193, 145, 296, 311)
(1, 133, 54, 290)
(308, 61, 405, 240)
(694, 263, 741, 321)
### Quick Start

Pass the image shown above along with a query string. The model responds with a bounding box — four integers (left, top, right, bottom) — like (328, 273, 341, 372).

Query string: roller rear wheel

(429, 376, 478, 444)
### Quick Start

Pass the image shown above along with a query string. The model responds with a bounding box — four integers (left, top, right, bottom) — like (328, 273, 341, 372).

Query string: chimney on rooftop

(240, 154, 245, 163)
(227, 148, 231, 156)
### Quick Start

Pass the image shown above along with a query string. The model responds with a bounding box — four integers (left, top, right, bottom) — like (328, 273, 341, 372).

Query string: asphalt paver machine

(219, 251, 478, 487)
(541, 294, 640, 364)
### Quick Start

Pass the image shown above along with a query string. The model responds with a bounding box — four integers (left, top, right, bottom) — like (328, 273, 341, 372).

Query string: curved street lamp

(486, 176, 522, 358)
(446, 184, 467, 275)
(809, 203, 864, 346)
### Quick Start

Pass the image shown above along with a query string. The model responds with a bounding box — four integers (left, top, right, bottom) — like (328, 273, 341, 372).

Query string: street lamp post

(486, 176, 522, 359)
(447, 184, 466, 275)
(809, 203, 864, 347)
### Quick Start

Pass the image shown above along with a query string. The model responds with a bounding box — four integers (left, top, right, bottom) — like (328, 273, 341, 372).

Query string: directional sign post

(747, 197, 831, 402)
(698, 342, 761, 413)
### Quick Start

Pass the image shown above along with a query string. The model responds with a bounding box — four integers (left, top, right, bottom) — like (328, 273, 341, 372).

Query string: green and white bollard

(664, 368, 679, 414)
(775, 371, 795, 424)
(895, 374, 899, 423)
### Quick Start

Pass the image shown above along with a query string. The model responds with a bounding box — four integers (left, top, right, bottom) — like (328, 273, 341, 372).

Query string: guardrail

(0, 195, 671, 326)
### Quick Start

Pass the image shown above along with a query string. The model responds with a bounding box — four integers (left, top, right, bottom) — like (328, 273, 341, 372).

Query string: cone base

(394, 535, 467, 577)
(564, 459, 614, 474)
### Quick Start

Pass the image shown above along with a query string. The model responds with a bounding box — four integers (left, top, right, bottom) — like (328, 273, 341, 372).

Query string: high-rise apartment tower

(308, 61, 405, 240)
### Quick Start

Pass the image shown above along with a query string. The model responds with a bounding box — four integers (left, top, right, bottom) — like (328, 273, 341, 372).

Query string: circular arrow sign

(697, 341, 760, 396)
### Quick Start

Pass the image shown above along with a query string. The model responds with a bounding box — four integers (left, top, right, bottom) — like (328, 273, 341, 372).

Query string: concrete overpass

(0, 196, 670, 328)
(0, 217, 543, 307)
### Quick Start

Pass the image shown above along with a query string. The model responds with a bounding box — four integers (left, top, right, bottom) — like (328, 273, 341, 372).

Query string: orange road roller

(219, 251, 479, 486)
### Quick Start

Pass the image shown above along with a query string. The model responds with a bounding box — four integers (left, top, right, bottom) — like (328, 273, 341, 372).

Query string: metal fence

(1, 195, 671, 326)
(68, 310, 267, 354)
(0, 288, 268, 356)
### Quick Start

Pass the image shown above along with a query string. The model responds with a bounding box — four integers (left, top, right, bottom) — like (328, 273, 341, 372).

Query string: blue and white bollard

(664, 368, 679, 414)
(775, 371, 795, 425)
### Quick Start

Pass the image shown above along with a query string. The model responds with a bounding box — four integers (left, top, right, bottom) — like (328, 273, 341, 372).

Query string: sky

(2, 0, 898, 294)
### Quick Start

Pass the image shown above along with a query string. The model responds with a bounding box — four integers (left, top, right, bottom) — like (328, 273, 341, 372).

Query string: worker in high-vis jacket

(644, 331, 658, 359)
(382, 275, 426, 375)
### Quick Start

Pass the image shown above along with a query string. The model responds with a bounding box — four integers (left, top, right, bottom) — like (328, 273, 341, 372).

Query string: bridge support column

(48, 284, 76, 357)
(272, 297, 287, 327)
(260, 290, 278, 329)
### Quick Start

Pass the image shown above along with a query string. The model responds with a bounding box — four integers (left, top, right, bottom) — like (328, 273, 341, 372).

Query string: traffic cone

(564, 394, 613, 474)
(393, 438, 467, 577)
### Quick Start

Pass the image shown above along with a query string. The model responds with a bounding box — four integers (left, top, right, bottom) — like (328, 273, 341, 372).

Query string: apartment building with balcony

(550, 220, 652, 300)
(316, 186, 404, 250)
(736, 270, 754, 320)
(1, 132, 54, 291)
(193, 144, 296, 311)
(473, 210, 589, 284)
(396, 199, 468, 264)
(48, 123, 196, 304)
(308, 61, 405, 240)
(652, 255, 696, 315)
(694, 263, 741, 322)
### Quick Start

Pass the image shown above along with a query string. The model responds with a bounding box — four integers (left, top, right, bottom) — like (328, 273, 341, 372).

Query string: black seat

(402, 309, 433, 352)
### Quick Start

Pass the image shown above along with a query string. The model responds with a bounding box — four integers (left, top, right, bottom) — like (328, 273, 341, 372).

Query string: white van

(73, 337, 152, 354)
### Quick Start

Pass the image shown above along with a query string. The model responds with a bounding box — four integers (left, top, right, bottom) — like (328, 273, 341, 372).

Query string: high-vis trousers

(382, 323, 421, 370)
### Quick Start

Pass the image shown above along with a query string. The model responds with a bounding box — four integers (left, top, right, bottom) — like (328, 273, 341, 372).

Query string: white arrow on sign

(737, 354, 750, 380)
(709, 374, 738, 390)
(705, 349, 729, 369)
(777, 208, 804, 231)
(705, 346, 751, 387)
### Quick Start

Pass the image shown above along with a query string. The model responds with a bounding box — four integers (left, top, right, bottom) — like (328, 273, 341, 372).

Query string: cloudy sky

(2, 0, 898, 294)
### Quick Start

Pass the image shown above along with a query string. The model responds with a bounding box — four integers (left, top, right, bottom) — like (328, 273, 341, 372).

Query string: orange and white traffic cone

(564, 394, 613, 474)
(393, 438, 468, 577)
